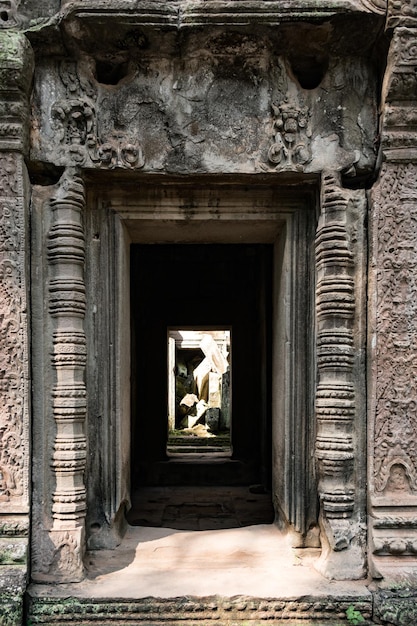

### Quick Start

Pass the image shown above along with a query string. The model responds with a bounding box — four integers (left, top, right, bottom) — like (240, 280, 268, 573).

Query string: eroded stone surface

(2, 0, 417, 623)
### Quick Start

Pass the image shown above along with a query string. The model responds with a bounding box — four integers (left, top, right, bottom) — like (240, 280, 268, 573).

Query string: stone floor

(81, 523, 371, 599)
(126, 484, 275, 529)
(27, 486, 374, 623)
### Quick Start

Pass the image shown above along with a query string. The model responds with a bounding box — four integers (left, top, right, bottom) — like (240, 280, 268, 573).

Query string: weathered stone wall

(26, 1, 381, 588)
(368, 0, 417, 621)
(0, 27, 33, 626)
(3, 0, 417, 623)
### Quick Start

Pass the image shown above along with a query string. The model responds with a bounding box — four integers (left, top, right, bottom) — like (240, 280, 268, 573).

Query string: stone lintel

(60, 0, 386, 26)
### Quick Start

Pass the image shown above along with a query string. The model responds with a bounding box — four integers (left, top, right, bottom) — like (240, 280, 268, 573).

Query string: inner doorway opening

(167, 329, 231, 457)
(128, 243, 274, 529)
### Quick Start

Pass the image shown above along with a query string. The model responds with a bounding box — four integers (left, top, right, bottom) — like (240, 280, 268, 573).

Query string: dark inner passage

(129, 244, 274, 529)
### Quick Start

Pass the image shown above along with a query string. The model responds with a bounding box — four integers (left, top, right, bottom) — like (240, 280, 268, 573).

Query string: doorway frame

(84, 176, 318, 547)
(166, 327, 232, 439)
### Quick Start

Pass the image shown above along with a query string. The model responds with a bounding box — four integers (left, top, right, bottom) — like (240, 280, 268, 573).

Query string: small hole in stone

(95, 60, 130, 86)
(90, 522, 101, 532)
(0, 11, 9, 21)
(289, 55, 329, 90)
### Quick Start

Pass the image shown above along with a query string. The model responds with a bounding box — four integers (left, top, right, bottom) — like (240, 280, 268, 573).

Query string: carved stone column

(315, 171, 367, 580)
(369, 0, 417, 601)
(0, 27, 33, 623)
(45, 168, 87, 582)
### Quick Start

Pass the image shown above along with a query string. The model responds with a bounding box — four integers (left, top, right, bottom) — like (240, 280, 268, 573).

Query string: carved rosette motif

(47, 168, 87, 581)
(315, 172, 357, 551)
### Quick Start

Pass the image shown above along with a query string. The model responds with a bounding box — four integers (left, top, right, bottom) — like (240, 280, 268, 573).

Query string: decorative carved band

(372, 162, 417, 499)
(387, 0, 417, 27)
(382, 27, 417, 158)
(0, 31, 33, 152)
(315, 172, 356, 523)
(0, 154, 28, 508)
(47, 169, 87, 533)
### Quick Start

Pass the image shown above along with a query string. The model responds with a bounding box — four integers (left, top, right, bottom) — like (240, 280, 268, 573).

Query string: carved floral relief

(0, 154, 27, 506)
(373, 163, 417, 496)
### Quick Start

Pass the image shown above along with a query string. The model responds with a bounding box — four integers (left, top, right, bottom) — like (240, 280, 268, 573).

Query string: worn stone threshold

(27, 524, 374, 624)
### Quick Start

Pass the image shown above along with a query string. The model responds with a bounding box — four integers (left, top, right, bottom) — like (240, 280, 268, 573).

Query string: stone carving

(0, 155, 27, 506)
(0, 519, 29, 537)
(51, 62, 97, 166)
(31, 525, 83, 582)
(90, 132, 145, 169)
(374, 535, 417, 555)
(27, 595, 373, 624)
(388, 0, 417, 26)
(0, 1, 21, 29)
(53, 60, 146, 169)
(315, 172, 356, 525)
(267, 101, 311, 171)
(0, 154, 18, 196)
(0, 31, 33, 152)
(360, 0, 387, 12)
(51, 99, 96, 164)
(47, 168, 87, 581)
(372, 163, 417, 495)
(375, 589, 417, 626)
(374, 516, 417, 528)
(49, 531, 82, 577)
(383, 27, 417, 131)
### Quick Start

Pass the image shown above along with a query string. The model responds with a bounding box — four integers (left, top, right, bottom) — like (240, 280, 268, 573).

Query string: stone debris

(173, 331, 230, 434)
(182, 424, 215, 438)
(179, 393, 199, 408)
(200, 334, 229, 375)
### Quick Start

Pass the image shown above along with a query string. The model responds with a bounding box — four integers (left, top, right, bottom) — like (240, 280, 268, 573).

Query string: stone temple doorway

(128, 244, 275, 528)
(102, 180, 318, 537)
(31, 174, 326, 586)
(167, 328, 232, 455)
(130, 244, 272, 484)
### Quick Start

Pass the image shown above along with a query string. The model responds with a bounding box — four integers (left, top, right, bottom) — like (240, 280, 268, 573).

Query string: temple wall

(0, 0, 416, 624)
(0, 28, 33, 625)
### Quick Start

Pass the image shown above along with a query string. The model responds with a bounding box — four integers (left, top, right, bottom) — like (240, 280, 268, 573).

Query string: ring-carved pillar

(315, 171, 366, 580)
(46, 168, 87, 582)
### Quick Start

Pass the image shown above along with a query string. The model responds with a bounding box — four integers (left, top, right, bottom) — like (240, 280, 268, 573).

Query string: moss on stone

(0, 594, 23, 626)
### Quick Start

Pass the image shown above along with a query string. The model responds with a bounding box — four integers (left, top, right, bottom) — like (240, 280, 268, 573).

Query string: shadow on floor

(127, 485, 275, 530)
